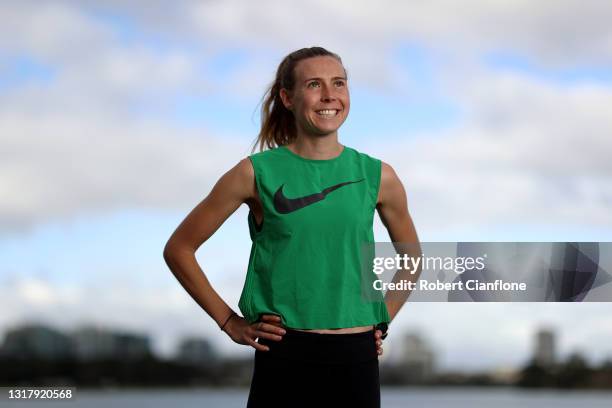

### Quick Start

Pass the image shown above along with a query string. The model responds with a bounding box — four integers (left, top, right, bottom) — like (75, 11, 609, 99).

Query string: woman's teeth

(316, 109, 338, 117)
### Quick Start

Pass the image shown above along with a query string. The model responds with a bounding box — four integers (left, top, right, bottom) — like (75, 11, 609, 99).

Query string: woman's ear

(279, 88, 293, 111)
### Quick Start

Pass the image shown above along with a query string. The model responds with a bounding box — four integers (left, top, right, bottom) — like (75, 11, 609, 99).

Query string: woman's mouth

(315, 109, 340, 118)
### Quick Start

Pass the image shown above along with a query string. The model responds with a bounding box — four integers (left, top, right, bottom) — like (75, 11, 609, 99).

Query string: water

(3, 387, 612, 407)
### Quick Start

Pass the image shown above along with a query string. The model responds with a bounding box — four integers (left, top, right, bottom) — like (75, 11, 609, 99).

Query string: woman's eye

(307, 80, 344, 88)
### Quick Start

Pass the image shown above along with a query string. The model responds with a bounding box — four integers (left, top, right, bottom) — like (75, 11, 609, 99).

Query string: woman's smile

(315, 109, 340, 118)
(313, 108, 344, 124)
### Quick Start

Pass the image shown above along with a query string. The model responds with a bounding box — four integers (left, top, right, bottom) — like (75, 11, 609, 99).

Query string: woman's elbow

(163, 239, 191, 264)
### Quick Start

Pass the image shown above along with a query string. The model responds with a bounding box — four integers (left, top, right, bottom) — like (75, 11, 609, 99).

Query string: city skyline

(2, 312, 609, 375)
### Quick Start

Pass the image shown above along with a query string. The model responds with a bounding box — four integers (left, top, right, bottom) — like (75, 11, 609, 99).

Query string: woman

(163, 47, 419, 407)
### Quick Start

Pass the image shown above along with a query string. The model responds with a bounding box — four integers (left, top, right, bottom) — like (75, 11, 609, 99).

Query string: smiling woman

(278, 55, 349, 138)
(163, 46, 420, 408)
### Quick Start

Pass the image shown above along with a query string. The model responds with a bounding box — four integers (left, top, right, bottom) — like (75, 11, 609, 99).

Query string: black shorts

(246, 328, 380, 408)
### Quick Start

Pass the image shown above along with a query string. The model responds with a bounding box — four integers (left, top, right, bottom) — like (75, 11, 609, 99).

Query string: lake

(3, 387, 612, 407)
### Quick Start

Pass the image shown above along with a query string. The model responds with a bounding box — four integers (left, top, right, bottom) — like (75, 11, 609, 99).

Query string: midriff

(292, 325, 373, 334)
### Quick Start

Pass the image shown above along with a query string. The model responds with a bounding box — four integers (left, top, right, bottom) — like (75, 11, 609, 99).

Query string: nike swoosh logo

(273, 179, 365, 214)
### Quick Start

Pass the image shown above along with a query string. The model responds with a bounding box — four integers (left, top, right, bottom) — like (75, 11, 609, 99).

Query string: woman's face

(280, 56, 350, 137)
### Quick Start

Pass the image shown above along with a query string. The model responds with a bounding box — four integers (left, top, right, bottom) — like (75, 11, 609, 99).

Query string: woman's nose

(320, 87, 336, 101)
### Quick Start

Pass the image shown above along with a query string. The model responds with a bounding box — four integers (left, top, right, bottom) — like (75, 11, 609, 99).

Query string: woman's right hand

(224, 314, 286, 351)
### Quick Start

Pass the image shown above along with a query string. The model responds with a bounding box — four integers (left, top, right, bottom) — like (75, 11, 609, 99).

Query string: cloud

(32, 0, 612, 67)
(0, 112, 247, 233)
(9, 0, 611, 104)
(368, 68, 612, 231)
(1, 0, 610, 235)
(0, 2, 111, 59)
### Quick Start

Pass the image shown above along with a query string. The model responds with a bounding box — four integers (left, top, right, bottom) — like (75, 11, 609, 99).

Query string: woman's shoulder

(345, 146, 397, 183)
(239, 145, 288, 181)
(344, 145, 384, 167)
(248, 145, 285, 163)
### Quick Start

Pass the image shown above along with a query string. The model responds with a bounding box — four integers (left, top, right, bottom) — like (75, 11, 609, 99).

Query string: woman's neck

(286, 136, 343, 160)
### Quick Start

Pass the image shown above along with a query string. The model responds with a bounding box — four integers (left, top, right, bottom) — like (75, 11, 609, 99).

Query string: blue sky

(1, 0, 612, 372)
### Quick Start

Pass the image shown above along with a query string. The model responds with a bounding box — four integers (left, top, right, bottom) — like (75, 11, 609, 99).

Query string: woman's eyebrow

(303, 76, 347, 83)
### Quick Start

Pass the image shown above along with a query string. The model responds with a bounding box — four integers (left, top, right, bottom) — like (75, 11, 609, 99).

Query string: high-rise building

(72, 326, 117, 360)
(401, 332, 435, 381)
(176, 337, 216, 367)
(1, 324, 73, 360)
(71, 325, 153, 361)
(534, 327, 555, 367)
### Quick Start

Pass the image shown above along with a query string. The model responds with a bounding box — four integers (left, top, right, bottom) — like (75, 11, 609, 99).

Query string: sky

(1, 0, 612, 372)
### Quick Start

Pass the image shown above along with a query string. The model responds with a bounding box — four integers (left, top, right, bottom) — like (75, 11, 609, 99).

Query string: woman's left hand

(374, 329, 383, 355)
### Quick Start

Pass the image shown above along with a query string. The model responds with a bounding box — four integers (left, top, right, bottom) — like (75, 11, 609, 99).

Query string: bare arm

(376, 161, 421, 321)
(163, 158, 284, 351)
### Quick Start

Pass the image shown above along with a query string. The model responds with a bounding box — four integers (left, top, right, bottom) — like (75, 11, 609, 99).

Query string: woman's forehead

(295, 56, 346, 80)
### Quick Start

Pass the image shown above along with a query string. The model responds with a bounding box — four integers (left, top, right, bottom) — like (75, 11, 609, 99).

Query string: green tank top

(238, 144, 390, 329)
